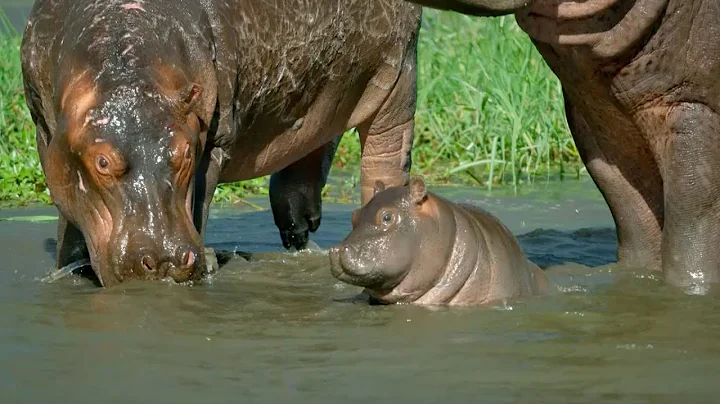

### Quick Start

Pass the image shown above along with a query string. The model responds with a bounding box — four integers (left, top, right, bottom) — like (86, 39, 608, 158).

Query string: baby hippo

(329, 177, 548, 305)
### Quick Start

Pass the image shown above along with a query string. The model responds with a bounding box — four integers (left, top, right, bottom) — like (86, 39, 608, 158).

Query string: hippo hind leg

(563, 91, 664, 271)
(661, 102, 720, 290)
(269, 135, 342, 250)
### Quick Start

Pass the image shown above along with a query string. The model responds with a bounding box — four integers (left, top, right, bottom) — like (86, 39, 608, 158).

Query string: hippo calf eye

(382, 212, 394, 224)
(184, 143, 191, 160)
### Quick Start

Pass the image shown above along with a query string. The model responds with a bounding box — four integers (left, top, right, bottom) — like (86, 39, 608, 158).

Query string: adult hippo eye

(183, 143, 191, 160)
(96, 155, 110, 173)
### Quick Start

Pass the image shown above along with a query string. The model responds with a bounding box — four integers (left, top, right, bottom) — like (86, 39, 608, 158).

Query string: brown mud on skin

(329, 177, 548, 306)
(21, 0, 422, 286)
(403, 0, 720, 293)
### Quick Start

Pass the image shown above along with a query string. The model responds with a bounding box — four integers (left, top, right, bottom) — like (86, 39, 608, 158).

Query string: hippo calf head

(329, 177, 450, 300)
(44, 64, 212, 286)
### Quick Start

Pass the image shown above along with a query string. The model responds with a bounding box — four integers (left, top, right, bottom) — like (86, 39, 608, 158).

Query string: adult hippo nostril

(141, 254, 158, 274)
(183, 250, 196, 267)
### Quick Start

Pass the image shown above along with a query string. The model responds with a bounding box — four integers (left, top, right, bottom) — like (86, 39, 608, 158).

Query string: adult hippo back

(21, 0, 421, 286)
(406, 0, 720, 291)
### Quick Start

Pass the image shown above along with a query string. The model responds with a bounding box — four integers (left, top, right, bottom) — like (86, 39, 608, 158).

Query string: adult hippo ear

(151, 62, 211, 145)
(373, 180, 387, 196)
(408, 176, 427, 205)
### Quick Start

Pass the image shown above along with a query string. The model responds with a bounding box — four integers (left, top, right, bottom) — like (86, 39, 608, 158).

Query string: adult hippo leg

(563, 91, 663, 271)
(357, 60, 417, 205)
(661, 103, 720, 289)
(269, 136, 342, 250)
(193, 145, 223, 239)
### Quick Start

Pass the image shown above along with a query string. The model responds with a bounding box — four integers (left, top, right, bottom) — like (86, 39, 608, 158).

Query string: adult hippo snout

(135, 246, 200, 283)
(91, 165, 207, 286)
(32, 60, 212, 286)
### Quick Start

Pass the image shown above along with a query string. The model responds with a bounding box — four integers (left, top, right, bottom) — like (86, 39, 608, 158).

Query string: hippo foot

(280, 230, 309, 251)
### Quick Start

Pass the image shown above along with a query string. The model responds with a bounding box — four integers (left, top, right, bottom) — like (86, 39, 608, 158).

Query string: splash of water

(39, 259, 92, 283)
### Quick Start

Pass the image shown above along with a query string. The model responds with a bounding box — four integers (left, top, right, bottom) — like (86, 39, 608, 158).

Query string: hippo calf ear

(373, 180, 386, 196)
(351, 209, 360, 229)
(409, 176, 427, 204)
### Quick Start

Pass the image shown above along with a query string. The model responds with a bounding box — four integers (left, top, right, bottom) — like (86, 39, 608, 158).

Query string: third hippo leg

(563, 91, 664, 271)
(269, 135, 342, 250)
(661, 103, 720, 290)
(357, 58, 417, 205)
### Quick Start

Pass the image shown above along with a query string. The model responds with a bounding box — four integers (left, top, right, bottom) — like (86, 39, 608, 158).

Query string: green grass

(0, 9, 582, 207)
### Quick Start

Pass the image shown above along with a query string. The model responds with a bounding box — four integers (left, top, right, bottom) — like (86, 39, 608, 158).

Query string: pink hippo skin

(329, 177, 548, 305)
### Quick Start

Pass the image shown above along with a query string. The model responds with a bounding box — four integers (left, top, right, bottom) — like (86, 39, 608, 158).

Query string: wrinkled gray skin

(329, 177, 547, 305)
(406, 0, 720, 292)
(21, 0, 421, 286)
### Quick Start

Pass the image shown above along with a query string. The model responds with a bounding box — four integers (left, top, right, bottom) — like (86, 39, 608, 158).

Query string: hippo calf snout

(329, 243, 367, 276)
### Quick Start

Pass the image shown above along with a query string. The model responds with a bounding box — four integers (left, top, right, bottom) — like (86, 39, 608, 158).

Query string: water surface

(3, 180, 720, 403)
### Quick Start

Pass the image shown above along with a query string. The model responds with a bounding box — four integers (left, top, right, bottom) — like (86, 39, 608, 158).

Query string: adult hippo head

(20, 0, 221, 286)
(40, 63, 211, 286)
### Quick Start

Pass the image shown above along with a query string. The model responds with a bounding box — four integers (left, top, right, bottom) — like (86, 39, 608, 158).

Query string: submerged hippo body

(405, 0, 720, 290)
(21, 0, 421, 286)
(329, 177, 547, 305)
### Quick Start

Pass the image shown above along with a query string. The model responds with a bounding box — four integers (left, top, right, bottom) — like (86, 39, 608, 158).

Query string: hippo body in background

(21, 0, 422, 286)
(405, 0, 720, 290)
(329, 177, 548, 305)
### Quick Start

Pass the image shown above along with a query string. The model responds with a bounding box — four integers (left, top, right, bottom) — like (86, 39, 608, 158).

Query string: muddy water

(3, 180, 720, 403)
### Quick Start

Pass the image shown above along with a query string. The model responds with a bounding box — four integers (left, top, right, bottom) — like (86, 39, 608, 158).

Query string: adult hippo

(21, 0, 421, 286)
(329, 177, 548, 305)
(405, 0, 720, 290)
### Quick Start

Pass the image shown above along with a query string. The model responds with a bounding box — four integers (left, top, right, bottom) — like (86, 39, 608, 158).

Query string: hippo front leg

(269, 136, 342, 250)
(358, 60, 417, 204)
(662, 103, 720, 291)
(192, 146, 225, 273)
(56, 214, 91, 274)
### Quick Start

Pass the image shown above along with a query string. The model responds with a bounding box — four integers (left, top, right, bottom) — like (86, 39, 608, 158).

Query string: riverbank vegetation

(0, 9, 581, 206)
